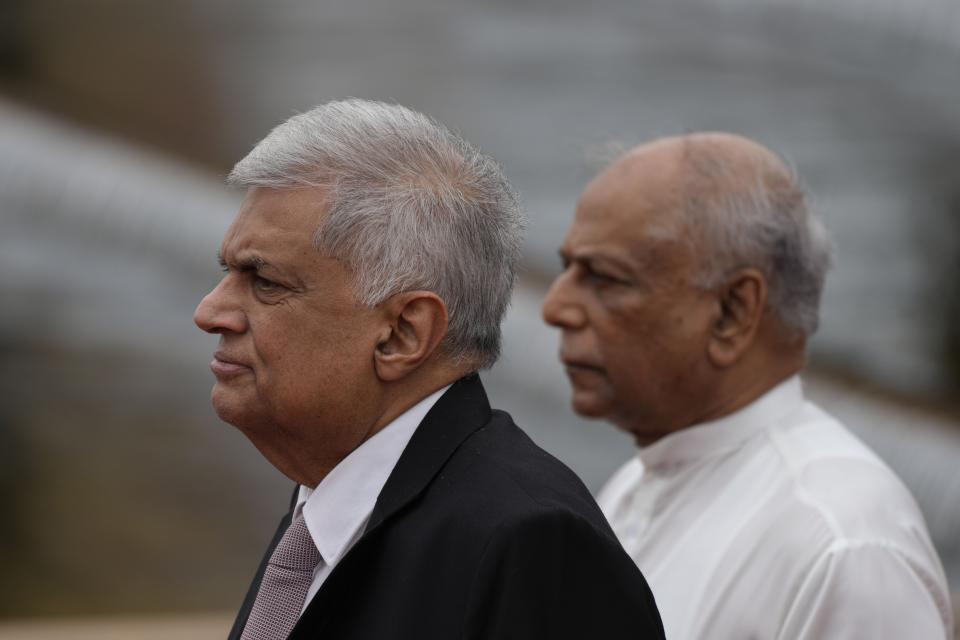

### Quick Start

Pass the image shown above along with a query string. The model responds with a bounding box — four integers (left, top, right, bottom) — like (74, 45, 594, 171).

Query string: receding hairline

(580, 135, 685, 219)
(588, 132, 798, 239)
(579, 130, 829, 337)
(614, 132, 794, 196)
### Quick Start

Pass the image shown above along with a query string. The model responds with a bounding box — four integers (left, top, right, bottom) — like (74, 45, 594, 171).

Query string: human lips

(559, 354, 604, 376)
(210, 351, 253, 377)
(563, 361, 604, 375)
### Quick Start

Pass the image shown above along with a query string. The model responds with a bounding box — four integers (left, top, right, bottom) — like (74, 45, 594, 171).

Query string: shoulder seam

(779, 539, 952, 636)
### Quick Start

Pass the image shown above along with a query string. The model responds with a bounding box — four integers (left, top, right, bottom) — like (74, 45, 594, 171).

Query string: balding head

(543, 131, 833, 442)
(597, 132, 831, 337)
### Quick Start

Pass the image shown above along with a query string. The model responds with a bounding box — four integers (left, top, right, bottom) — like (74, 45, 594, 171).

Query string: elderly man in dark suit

(193, 99, 664, 640)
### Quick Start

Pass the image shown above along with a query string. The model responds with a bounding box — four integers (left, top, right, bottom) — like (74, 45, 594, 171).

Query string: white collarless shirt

(293, 385, 450, 614)
(598, 376, 953, 639)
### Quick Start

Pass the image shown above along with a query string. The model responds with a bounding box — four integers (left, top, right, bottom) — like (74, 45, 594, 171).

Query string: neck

(372, 365, 468, 438)
(631, 343, 805, 447)
(251, 363, 471, 490)
(697, 342, 805, 425)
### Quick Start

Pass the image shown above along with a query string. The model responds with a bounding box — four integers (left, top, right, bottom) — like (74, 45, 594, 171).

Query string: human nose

(542, 269, 587, 329)
(193, 277, 247, 334)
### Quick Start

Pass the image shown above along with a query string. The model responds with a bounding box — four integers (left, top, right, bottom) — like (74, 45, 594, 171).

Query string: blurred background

(1, 0, 959, 637)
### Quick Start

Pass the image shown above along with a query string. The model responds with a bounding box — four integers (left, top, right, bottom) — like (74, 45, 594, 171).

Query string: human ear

(706, 268, 767, 368)
(373, 291, 449, 382)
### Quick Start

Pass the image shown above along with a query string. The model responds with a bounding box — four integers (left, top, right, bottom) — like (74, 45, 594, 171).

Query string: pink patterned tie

(240, 512, 321, 640)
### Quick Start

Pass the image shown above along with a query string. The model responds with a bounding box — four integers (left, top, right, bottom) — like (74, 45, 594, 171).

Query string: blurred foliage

(0, 0, 30, 80)
(0, 0, 228, 170)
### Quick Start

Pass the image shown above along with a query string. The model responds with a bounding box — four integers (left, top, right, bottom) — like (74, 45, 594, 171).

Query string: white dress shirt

(293, 385, 450, 613)
(598, 376, 953, 639)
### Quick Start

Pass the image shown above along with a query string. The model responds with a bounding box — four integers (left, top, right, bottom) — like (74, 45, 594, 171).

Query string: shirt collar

(636, 375, 804, 473)
(294, 385, 450, 566)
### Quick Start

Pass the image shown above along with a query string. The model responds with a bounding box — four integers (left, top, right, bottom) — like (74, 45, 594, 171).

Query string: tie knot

(270, 513, 321, 571)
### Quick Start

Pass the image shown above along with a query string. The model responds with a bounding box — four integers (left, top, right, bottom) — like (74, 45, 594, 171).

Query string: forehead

(221, 187, 327, 258)
(565, 149, 687, 261)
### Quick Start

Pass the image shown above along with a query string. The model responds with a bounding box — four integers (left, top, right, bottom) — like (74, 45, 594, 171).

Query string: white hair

(227, 99, 525, 369)
(682, 143, 833, 337)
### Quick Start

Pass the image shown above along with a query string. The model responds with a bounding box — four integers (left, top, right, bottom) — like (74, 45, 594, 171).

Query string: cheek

(595, 311, 681, 387)
(249, 313, 332, 370)
(598, 347, 648, 399)
(608, 320, 706, 399)
(257, 332, 373, 399)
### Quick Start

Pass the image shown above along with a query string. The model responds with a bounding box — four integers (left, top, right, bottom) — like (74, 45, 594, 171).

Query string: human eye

(253, 275, 284, 294)
(583, 264, 626, 286)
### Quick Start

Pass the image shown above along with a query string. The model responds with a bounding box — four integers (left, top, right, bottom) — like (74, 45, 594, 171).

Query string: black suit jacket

(229, 375, 664, 639)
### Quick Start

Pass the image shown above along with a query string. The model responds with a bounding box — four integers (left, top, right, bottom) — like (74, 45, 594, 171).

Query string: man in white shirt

(542, 132, 953, 638)
(194, 99, 664, 639)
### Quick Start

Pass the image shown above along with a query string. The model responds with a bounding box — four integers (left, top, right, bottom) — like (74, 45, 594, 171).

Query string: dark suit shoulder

(447, 412, 664, 639)
(431, 409, 613, 531)
(290, 397, 664, 639)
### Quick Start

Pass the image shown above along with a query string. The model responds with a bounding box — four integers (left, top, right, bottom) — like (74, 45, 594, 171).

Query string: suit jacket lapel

(367, 373, 491, 533)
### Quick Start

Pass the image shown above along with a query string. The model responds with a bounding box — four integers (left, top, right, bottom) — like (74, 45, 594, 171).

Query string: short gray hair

(228, 99, 525, 369)
(682, 142, 833, 337)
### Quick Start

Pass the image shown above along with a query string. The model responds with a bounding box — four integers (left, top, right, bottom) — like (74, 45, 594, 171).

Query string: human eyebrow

(564, 248, 631, 273)
(565, 250, 644, 287)
(217, 251, 270, 273)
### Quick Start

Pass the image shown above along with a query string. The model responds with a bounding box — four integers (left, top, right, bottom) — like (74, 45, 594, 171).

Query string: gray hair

(227, 99, 525, 369)
(681, 141, 833, 337)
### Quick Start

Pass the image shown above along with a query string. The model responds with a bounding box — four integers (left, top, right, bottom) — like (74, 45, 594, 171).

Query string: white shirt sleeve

(778, 541, 952, 640)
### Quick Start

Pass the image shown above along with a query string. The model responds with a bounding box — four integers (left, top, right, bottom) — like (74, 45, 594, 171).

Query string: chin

(211, 386, 258, 429)
(213, 404, 242, 428)
(570, 394, 610, 419)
